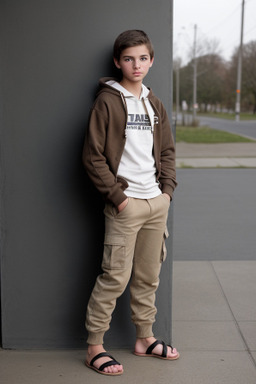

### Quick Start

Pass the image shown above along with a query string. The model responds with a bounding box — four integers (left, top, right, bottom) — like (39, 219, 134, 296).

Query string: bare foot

(134, 337, 179, 359)
(86, 344, 123, 375)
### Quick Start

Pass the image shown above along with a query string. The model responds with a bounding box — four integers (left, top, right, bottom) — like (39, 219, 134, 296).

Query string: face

(114, 44, 154, 84)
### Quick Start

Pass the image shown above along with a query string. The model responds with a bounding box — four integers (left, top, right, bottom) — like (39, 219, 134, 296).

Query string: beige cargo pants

(86, 194, 170, 345)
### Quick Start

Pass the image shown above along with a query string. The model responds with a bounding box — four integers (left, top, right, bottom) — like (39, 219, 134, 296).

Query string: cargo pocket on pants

(102, 234, 126, 270)
(161, 227, 169, 262)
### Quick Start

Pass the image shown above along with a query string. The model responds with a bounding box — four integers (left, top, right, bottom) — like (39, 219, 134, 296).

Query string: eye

(141, 57, 148, 61)
(124, 58, 132, 62)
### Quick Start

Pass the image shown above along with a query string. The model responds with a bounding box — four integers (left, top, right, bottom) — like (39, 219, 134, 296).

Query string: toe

(168, 346, 179, 358)
(104, 364, 122, 374)
(111, 365, 118, 373)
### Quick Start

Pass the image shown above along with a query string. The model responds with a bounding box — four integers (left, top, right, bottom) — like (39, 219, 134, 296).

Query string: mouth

(133, 72, 142, 76)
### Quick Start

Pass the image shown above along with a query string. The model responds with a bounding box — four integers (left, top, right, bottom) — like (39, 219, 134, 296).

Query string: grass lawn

(197, 112, 256, 121)
(176, 125, 255, 143)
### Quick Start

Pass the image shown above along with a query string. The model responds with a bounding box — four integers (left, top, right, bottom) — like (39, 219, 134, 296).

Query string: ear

(149, 57, 154, 68)
(113, 58, 121, 69)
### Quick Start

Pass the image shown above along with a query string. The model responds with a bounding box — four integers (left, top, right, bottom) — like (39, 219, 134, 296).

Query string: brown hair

(113, 30, 154, 61)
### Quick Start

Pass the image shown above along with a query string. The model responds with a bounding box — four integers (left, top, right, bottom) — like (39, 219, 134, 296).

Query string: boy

(83, 30, 179, 376)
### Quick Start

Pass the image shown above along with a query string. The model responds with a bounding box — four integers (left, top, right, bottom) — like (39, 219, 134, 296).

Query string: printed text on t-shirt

(127, 114, 151, 130)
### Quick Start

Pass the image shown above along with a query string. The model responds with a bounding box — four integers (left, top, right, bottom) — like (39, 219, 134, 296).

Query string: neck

(120, 79, 142, 99)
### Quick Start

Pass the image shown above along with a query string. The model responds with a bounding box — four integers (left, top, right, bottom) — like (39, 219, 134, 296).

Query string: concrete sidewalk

(1, 143, 256, 383)
(1, 260, 256, 383)
(176, 142, 256, 168)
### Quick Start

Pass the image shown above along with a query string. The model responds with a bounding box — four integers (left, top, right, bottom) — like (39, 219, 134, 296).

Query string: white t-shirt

(106, 81, 161, 199)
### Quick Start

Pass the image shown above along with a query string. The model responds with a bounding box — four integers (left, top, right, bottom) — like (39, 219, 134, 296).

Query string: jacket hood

(97, 77, 154, 99)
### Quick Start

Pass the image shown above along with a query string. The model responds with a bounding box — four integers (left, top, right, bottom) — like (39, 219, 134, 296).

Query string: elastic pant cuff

(136, 324, 154, 339)
(87, 331, 105, 345)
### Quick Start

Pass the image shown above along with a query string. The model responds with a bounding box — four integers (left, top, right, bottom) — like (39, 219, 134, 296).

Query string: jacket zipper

(120, 92, 128, 138)
(142, 97, 154, 133)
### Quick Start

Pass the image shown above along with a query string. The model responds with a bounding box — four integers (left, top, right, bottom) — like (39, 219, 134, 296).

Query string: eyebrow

(122, 54, 150, 59)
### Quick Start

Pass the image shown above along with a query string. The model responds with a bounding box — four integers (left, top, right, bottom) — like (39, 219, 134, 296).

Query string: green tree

(225, 40, 256, 113)
(174, 40, 256, 114)
(174, 54, 227, 112)
(196, 54, 226, 111)
(243, 41, 256, 113)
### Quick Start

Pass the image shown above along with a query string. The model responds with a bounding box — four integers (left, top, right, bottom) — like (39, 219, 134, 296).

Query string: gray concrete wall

(0, 0, 174, 348)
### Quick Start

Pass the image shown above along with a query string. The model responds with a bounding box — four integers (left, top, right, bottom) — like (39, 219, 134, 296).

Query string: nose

(133, 59, 141, 69)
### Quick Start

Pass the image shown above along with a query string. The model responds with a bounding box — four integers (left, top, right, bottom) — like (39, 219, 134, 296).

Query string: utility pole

(235, 0, 245, 122)
(176, 59, 180, 118)
(192, 24, 197, 125)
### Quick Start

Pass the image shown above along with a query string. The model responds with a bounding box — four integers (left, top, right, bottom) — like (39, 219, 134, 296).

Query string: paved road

(180, 114, 256, 140)
(199, 116, 256, 140)
(173, 168, 256, 261)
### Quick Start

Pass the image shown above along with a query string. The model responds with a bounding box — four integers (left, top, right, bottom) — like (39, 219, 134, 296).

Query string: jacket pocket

(161, 227, 169, 262)
(102, 234, 126, 270)
(116, 176, 129, 190)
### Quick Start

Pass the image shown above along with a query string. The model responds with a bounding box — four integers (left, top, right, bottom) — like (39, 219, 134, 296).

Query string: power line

(174, 0, 256, 64)
(244, 23, 256, 36)
(205, 3, 241, 36)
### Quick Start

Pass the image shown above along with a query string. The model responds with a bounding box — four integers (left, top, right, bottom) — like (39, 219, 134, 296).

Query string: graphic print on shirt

(127, 114, 152, 131)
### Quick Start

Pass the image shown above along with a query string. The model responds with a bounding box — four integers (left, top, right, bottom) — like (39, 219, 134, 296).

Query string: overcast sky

(173, 0, 256, 64)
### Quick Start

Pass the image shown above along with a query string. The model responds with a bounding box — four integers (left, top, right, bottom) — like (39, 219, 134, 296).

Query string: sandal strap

(162, 342, 175, 357)
(146, 340, 172, 358)
(162, 341, 167, 357)
(146, 339, 163, 355)
(99, 360, 120, 372)
(89, 352, 120, 372)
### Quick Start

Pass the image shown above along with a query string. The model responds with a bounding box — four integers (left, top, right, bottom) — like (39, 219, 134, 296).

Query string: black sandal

(85, 352, 123, 376)
(134, 339, 180, 360)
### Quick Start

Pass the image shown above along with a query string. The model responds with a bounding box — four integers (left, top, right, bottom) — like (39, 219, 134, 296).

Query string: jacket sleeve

(82, 101, 127, 207)
(158, 103, 177, 199)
